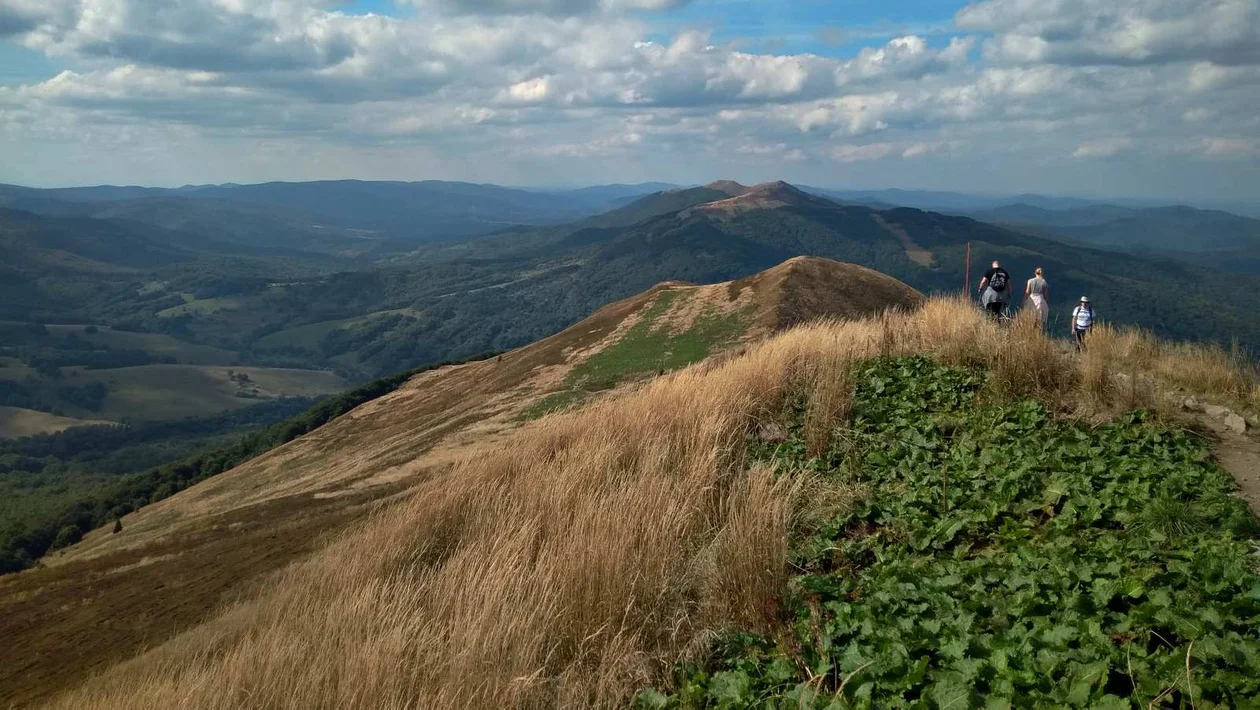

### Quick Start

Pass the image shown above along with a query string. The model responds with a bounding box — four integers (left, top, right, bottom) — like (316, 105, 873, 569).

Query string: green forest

(0, 353, 494, 574)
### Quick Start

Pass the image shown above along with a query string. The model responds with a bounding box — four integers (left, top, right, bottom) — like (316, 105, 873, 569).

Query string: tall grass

(53, 299, 1259, 709)
(1085, 324, 1260, 410)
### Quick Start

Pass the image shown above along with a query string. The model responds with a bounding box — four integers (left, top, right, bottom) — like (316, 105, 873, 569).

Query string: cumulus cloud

(1199, 137, 1257, 157)
(10, 0, 358, 71)
(835, 35, 974, 85)
(957, 0, 1260, 66)
(832, 143, 894, 163)
(1071, 136, 1133, 158)
(0, 0, 47, 36)
(405, 0, 690, 15)
(901, 142, 933, 158)
(0, 0, 1257, 200)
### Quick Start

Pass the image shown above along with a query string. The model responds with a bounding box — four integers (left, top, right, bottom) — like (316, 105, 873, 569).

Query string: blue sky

(656, 0, 968, 53)
(0, 0, 1257, 203)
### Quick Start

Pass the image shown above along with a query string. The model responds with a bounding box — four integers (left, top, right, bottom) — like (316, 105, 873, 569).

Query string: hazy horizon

(2, 0, 1258, 203)
(5, 176, 1259, 214)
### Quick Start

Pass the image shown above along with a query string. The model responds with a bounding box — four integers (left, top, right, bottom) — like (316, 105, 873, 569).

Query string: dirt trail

(1197, 414, 1260, 516)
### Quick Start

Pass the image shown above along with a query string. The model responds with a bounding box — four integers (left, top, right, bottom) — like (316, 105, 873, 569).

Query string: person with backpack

(1023, 267, 1049, 329)
(978, 260, 1012, 320)
(1071, 296, 1095, 351)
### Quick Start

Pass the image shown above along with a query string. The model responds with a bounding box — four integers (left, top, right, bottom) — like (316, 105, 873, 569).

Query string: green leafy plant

(644, 357, 1260, 708)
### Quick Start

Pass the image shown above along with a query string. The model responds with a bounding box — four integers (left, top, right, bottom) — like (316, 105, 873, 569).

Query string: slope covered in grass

(40, 298, 1260, 709)
(646, 357, 1260, 707)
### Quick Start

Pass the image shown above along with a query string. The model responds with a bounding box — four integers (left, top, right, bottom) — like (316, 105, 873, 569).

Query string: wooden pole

(965, 242, 971, 296)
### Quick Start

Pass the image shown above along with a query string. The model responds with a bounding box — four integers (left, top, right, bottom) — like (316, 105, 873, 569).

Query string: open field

(42, 324, 237, 365)
(0, 357, 34, 380)
(70, 365, 347, 422)
(0, 406, 115, 439)
(253, 309, 420, 352)
(156, 297, 245, 319)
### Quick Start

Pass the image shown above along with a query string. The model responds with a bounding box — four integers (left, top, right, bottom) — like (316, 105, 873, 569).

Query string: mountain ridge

(0, 256, 924, 705)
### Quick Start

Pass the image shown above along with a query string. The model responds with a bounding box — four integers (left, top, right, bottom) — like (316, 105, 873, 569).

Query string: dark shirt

(982, 267, 1009, 284)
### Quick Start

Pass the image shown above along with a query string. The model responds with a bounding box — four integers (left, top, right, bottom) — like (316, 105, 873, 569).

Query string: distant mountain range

(7, 177, 1260, 385)
(961, 203, 1260, 275)
(805, 186, 1260, 218)
(0, 180, 675, 244)
(795, 186, 1260, 275)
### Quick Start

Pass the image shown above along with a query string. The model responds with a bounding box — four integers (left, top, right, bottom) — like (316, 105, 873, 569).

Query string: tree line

(0, 351, 498, 575)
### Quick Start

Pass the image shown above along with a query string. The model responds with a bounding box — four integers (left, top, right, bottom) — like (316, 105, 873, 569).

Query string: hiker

(1071, 296, 1095, 351)
(1024, 267, 1049, 329)
(978, 260, 1012, 320)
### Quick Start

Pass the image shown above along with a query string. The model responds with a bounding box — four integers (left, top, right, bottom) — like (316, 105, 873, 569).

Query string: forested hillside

(7, 180, 1260, 583)
(967, 203, 1260, 275)
(10, 180, 1260, 389)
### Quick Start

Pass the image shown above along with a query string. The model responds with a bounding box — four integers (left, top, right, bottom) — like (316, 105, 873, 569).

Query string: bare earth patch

(1197, 414, 1260, 516)
(0, 406, 115, 439)
(659, 282, 754, 336)
(872, 213, 934, 267)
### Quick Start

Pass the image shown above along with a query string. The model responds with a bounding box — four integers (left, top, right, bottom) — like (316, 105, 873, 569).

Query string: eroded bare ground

(1197, 415, 1260, 516)
(871, 213, 934, 267)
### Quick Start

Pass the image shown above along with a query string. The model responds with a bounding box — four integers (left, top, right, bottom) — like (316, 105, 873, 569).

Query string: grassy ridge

(0, 353, 496, 574)
(47, 301, 1260, 708)
(644, 357, 1260, 707)
(523, 289, 753, 419)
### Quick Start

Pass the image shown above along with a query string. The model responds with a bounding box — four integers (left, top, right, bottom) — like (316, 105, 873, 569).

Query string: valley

(3, 264, 1256, 707)
(7, 0, 1260, 703)
(7, 179, 1260, 560)
(4, 178, 1260, 706)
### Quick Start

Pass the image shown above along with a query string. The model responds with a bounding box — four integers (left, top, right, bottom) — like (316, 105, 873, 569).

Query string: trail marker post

(965, 242, 971, 297)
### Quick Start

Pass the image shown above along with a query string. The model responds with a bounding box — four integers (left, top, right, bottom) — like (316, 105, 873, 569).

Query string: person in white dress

(1024, 267, 1049, 329)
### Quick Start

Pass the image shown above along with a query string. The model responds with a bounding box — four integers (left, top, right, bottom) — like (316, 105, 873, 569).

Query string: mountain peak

(691, 180, 830, 216)
(704, 180, 750, 197)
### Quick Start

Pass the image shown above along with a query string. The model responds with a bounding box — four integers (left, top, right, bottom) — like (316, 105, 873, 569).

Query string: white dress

(1026, 278, 1049, 327)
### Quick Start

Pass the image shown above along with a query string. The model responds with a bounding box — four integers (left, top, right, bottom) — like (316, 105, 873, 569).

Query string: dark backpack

(989, 269, 1009, 293)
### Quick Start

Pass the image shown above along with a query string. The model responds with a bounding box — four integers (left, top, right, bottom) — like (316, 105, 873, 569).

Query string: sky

(0, 0, 1258, 203)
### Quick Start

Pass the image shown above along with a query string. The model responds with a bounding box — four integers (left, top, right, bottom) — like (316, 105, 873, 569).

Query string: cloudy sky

(1, 0, 1257, 202)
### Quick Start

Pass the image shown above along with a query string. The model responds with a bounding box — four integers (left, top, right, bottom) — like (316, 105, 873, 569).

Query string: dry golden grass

(53, 298, 1259, 709)
(1084, 324, 1260, 411)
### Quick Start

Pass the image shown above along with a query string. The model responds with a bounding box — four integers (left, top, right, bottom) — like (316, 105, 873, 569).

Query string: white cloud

(832, 143, 894, 163)
(403, 0, 690, 16)
(507, 76, 552, 102)
(1200, 137, 1256, 157)
(1071, 136, 1133, 158)
(901, 142, 932, 158)
(0, 0, 1256, 202)
(734, 142, 806, 161)
(957, 0, 1260, 66)
(835, 35, 973, 86)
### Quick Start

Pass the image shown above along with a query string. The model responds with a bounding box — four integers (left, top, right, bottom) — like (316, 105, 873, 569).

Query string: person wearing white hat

(1071, 296, 1095, 351)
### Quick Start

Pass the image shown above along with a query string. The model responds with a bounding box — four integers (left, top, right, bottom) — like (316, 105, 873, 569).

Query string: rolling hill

(10, 178, 1260, 415)
(4, 262, 1257, 707)
(968, 203, 1260, 275)
(411, 180, 1260, 354)
(11, 178, 1260, 386)
(0, 180, 672, 244)
(0, 256, 924, 705)
(7, 178, 1260, 603)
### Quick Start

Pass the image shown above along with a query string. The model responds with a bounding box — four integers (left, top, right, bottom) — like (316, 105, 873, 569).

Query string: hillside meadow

(0, 406, 114, 439)
(47, 299, 1260, 708)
